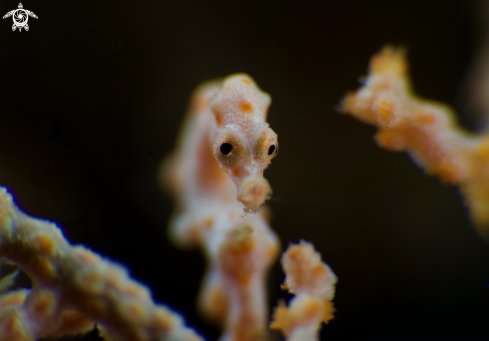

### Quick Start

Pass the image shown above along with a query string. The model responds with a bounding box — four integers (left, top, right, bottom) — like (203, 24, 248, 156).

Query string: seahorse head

(210, 74, 278, 212)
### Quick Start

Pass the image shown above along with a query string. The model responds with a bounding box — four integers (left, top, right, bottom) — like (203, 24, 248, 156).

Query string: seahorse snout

(237, 175, 272, 213)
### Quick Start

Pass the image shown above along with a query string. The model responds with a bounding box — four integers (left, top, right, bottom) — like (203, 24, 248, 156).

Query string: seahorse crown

(18, 3, 23, 9)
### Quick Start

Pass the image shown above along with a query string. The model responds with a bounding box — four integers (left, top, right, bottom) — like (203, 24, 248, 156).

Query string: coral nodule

(270, 241, 337, 341)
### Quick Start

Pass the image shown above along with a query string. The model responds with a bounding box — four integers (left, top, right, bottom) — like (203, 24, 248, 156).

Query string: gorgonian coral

(341, 47, 489, 236)
(270, 241, 337, 341)
(0, 187, 202, 341)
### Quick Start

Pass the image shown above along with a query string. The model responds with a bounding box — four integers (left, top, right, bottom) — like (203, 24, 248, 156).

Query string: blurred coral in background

(341, 46, 489, 237)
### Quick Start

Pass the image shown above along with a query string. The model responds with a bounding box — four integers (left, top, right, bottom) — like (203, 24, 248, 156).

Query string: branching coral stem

(0, 187, 203, 341)
(270, 241, 337, 341)
(341, 46, 489, 235)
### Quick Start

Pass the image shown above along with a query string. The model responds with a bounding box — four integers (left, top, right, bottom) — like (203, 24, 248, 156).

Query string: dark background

(1, 0, 489, 340)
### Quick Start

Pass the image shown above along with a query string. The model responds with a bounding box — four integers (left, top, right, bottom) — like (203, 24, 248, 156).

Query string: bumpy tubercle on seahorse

(162, 74, 281, 341)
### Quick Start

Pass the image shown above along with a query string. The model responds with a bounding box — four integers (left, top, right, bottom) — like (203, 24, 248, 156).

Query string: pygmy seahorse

(162, 74, 280, 341)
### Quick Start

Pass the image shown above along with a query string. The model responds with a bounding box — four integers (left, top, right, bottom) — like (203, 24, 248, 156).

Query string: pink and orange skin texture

(163, 74, 281, 341)
(209, 75, 278, 213)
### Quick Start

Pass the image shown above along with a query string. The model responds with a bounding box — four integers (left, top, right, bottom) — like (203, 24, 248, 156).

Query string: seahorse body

(163, 74, 280, 341)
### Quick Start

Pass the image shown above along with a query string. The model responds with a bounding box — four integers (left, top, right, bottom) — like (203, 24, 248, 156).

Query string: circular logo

(13, 9, 27, 26)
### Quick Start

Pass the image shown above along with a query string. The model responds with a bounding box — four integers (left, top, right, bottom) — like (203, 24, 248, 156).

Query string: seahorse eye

(268, 145, 276, 156)
(214, 135, 243, 166)
(220, 143, 233, 155)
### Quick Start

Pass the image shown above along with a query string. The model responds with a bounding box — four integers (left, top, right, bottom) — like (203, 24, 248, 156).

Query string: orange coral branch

(0, 187, 203, 341)
(270, 241, 337, 341)
(341, 46, 489, 235)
